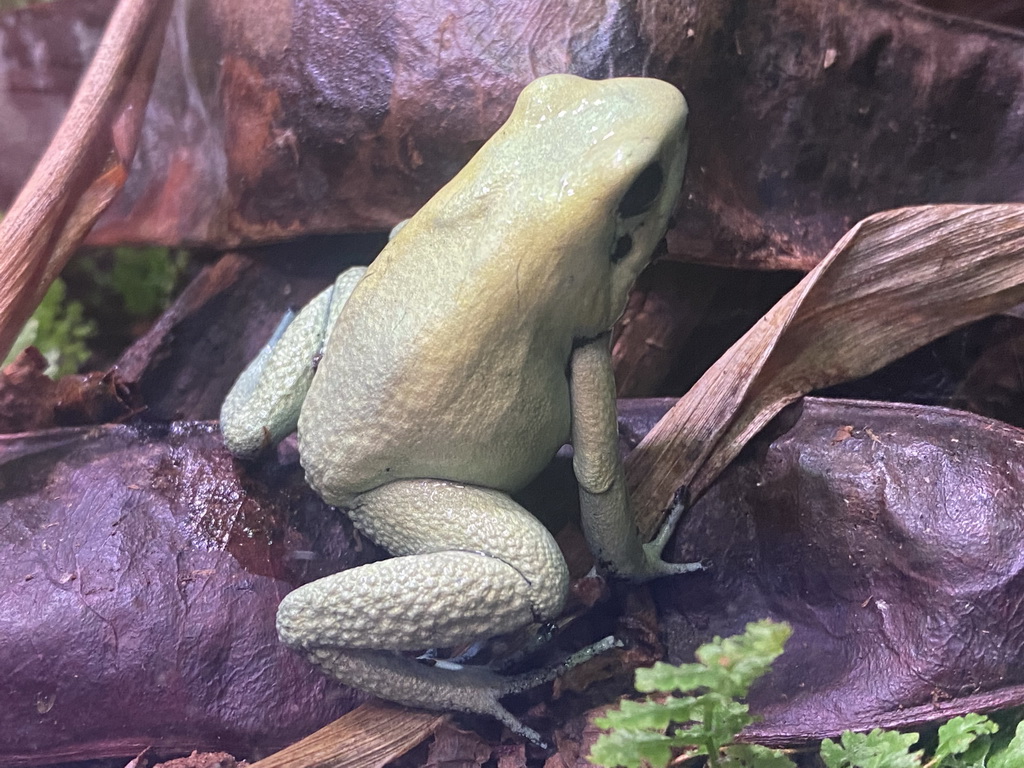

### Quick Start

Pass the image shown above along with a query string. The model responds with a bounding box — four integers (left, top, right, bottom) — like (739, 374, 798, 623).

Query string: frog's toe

(635, 497, 706, 579)
(650, 496, 688, 550)
(479, 699, 547, 748)
(643, 552, 706, 577)
(486, 634, 621, 747)
(641, 535, 705, 578)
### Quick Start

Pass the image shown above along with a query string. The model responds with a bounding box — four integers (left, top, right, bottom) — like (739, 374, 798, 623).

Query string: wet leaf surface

(8, 399, 1024, 761)
(657, 397, 1024, 744)
(0, 422, 374, 766)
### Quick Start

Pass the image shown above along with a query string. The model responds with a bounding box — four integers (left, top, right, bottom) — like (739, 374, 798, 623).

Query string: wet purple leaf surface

(0, 422, 372, 766)
(8, 399, 1024, 761)
(658, 397, 1024, 743)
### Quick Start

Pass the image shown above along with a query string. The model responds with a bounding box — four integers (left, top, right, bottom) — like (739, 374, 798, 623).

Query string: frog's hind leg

(276, 479, 588, 743)
(219, 267, 366, 457)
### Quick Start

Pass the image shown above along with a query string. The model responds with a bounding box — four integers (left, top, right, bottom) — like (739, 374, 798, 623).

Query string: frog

(219, 73, 697, 743)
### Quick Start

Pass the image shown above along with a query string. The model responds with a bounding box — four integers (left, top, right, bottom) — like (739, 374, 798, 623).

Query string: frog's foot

(637, 497, 705, 580)
(292, 637, 619, 747)
(299, 645, 548, 744)
(498, 634, 620, 694)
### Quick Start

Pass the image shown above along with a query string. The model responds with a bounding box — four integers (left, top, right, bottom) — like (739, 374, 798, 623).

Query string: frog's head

(394, 74, 688, 339)
(564, 76, 688, 330)
(479, 74, 689, 335)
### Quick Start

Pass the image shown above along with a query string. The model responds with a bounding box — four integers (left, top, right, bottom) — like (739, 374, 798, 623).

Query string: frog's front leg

(220, 267, 366, 457)
(569, 336, 703, 580)
(275, 479, 575, 741)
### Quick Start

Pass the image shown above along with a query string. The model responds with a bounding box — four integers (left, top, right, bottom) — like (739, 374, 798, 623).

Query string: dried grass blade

(248, 702, 444, 768)
(627, 204, 1024, 536)
(0, 0, 172, 359)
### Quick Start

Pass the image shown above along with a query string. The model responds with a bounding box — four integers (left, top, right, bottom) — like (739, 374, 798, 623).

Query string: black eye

(617, 162, 664, 218)
(611, 234, 633, 263)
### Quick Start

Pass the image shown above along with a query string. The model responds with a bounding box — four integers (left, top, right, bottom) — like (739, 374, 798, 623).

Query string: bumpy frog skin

(220, 74, 694, 741)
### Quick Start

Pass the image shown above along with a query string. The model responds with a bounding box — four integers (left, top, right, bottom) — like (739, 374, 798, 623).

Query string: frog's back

(297, 244, 575, 503)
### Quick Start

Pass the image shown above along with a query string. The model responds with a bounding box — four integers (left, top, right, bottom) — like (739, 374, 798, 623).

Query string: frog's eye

(617, 162, 664, 218)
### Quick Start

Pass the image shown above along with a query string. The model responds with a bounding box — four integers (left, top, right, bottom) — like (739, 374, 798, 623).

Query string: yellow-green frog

(220, 74, 696, 742)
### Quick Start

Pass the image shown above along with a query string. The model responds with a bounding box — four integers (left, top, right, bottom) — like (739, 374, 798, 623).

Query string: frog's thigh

(220, 267, 366, 456)
(277, 479, 569, 652)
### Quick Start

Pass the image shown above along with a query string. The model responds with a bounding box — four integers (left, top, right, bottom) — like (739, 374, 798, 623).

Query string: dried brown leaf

(0, 349, 141, 433)
(423, 722, 491, 767)
(0, 348, 57, 432)
(495, 743, 528, 768)
(627, 204, 1024, 535)
(149, 752, 245, 768)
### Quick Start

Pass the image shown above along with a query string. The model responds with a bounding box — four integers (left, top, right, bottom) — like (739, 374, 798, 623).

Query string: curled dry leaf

(627, 204, 1024, 536)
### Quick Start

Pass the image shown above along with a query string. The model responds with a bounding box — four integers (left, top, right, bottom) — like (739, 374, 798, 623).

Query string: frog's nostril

(611, 234, 633, 263)
(617, 162, 663, 218)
